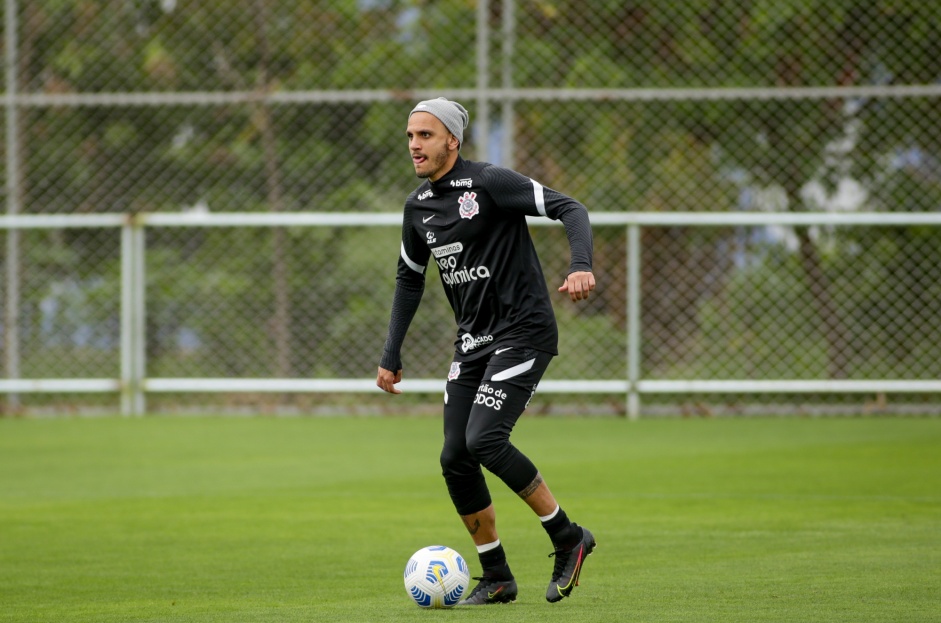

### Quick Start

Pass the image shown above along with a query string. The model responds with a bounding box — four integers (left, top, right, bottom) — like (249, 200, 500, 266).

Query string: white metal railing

(4, 211, 941, 418)
(8, 85, 941, 109)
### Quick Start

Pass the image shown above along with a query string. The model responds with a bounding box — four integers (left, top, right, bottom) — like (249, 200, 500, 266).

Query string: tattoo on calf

(463, 518, 481, 535)
(517, 473, 544, 499)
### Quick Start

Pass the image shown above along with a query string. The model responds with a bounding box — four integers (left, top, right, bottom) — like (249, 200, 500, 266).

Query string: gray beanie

(409, 97, 469, 147)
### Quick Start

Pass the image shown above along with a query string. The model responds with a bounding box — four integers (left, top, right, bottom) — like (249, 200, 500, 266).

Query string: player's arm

(481, 166, 595, 301)
(377, 202, 429, 394)
(553, 193, 595, 301)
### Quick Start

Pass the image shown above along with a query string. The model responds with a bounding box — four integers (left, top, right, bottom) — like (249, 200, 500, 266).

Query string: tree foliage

(4, 0, 940, 381)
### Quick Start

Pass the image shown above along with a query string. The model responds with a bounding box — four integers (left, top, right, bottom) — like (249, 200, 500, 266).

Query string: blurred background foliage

(2, 0, 941, 413)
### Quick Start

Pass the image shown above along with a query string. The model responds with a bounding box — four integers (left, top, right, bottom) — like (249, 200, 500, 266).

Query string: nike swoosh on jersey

(495, 347, 513, 354)
(422, 215, 434, 223)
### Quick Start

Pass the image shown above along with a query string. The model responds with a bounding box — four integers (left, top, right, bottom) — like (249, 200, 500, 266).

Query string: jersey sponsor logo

(418, 190, 434, 200)
(461, 333, 494, 353)
(475, 382, 508, 411)
(457, 191, 479, 220)
(450, 178, 473, 188)
(431, 242, 490, 285)
(441, 263, 491, 286)
(431, 242, 463, 258)
(448, 362, 461, 381)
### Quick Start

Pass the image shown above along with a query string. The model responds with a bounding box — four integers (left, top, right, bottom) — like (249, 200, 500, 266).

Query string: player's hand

(376, 367, 403, 394)
(559, 271, 595, 302)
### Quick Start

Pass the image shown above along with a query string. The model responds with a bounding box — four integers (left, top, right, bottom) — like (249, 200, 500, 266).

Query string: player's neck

(429, 154, 462, 183)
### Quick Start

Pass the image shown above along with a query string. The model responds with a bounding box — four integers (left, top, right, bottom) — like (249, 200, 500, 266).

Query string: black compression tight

(439, 349, 552, 516)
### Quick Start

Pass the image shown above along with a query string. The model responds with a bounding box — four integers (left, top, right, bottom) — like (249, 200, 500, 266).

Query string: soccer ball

(403, 545, 470, 608)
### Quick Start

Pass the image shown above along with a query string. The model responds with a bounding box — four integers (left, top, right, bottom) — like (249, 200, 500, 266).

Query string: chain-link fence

(3, 1, 941, 416)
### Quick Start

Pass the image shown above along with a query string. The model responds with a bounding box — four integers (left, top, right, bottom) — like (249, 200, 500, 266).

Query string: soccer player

(376, 97, 596, 605)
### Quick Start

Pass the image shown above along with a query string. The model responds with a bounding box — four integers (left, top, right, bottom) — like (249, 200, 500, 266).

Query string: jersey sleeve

(481, 165, 593, 274)
(379, 199, 431, 372)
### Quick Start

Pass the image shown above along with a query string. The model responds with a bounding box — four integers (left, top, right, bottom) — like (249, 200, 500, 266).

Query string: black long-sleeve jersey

(379, 156, 593, 372)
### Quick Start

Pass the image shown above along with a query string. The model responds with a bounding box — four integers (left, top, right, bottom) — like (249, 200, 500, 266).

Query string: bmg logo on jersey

(475, 383, 507, 411)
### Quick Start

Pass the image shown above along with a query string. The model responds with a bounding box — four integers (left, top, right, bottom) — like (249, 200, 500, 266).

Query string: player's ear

(449, 134, 460, 151)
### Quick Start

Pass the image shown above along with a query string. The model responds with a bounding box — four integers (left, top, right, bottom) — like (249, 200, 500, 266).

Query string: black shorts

(445, 346, 554, 409)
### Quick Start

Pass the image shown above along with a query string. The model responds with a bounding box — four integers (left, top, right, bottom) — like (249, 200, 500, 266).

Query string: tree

(6, 0, 939, 388)
(506, 0, 941, 379)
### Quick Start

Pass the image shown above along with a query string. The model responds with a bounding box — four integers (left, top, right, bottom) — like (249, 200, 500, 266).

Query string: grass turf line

(1, 416, 939, 622)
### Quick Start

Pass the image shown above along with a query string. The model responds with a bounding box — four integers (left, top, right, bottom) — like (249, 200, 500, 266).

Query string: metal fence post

(121, 217, 146, 416)
(475, 0, 490, 160)
(627, 223, 641, 419)
(4, 0, 21, 413)
(500, 0, 516, 169)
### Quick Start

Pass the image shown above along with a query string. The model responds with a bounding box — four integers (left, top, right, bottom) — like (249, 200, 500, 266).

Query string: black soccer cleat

(546, 524, 596, 603)
(458, 576, 518, 605)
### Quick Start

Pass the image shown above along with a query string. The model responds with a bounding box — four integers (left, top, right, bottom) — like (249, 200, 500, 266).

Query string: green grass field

(1, 415, 939, 623)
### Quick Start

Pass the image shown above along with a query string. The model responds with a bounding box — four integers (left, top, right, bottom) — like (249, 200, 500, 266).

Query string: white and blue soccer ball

(403, 545, 470, 608)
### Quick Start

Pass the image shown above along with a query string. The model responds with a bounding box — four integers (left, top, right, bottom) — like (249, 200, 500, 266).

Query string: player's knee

(464, 427, 508, 470)
(439, 442, 465, 474)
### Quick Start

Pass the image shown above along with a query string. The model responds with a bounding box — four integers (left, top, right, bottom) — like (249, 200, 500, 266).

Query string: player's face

(406, 113, 458, 181)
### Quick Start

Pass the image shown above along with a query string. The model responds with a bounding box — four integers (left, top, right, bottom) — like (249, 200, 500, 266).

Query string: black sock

(478, 543, 513, 580)
(542, 507, 580, 549)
